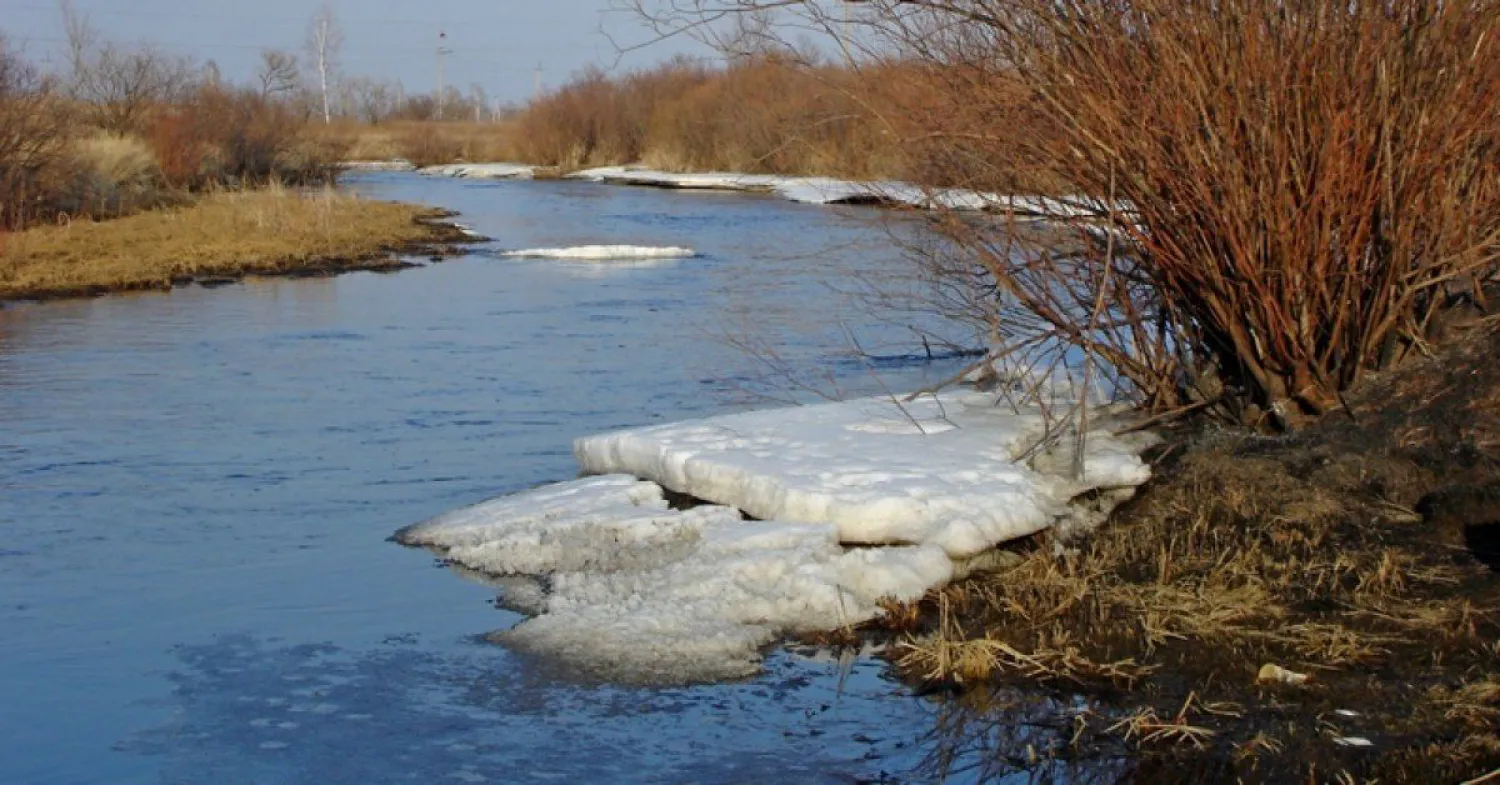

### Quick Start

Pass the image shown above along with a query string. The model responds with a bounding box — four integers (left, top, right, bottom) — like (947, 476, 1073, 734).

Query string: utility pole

(436, 31, 452, 120)
(533, 61, 543, 98)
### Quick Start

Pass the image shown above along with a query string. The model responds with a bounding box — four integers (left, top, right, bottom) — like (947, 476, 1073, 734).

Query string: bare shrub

(149, 86, 340, 188)
(62, 1, 193, 136)
(0, 37, 73, 229)
(645, 0, 1500, 427)
(920, 0, 1500, 426)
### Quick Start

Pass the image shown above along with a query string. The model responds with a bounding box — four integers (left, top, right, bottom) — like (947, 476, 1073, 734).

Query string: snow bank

(396, 475, 954, 682)
(566, 166, 1114, 218)
(419, 163, 536, 180)
(499, 245, 697, 261)
(575, 390, 1153, 558)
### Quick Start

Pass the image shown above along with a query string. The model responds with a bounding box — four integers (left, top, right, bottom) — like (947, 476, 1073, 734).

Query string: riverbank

(0, 187, 476, 302)
(873, 323, 1500, 783)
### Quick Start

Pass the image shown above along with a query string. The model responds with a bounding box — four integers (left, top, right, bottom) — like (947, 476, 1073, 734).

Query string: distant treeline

(336, 55, 1031, 187)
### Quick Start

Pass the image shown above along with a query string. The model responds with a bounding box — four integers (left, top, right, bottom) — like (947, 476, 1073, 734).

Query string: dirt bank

(874, 325, 1500, 783)
(0, 188, 479, 302)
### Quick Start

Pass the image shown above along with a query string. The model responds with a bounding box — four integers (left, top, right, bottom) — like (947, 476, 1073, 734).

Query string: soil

(870, 324, 1500, 783)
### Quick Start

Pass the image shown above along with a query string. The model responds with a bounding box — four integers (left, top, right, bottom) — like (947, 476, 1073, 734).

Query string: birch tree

(305, 5, 342, 124)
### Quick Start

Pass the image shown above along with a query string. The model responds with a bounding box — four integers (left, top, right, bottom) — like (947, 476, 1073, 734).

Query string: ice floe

(499, 245, 698, 261)
(396, 475, 955, 682)
(419, 163, 536, 180)
(339, 159, 417, 172)
(575, 389, 1153, 558)
(398, 389, 1155, 683)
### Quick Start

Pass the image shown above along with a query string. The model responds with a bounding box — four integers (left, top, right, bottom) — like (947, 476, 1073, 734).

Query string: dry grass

(886, 408, 1500, 780)
(0, 185, 452, 300)
(895, 442, 1492, 681)
(324, 57, 936, 178)
(328, 120, 521, 168)
(883, 325, 1500, 781)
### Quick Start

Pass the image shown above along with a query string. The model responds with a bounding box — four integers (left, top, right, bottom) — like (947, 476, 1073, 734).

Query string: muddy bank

(871, 326, 1500, 782)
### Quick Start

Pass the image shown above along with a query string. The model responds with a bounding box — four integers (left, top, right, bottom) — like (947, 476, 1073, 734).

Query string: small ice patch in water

(498, 245, 697, 261)
(398, 476, 953, 683)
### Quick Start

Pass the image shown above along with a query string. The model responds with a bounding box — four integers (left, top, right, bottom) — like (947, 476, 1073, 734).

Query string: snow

(396, 475, 955, 682)
(419, 163, 536, 180)
(566, 165, 1115, 218)
(340, 159, 417, 172)
(399, 388, 1154, 682)
(499, 245, 698, 261)
(397, 162, 1122, 218)
(575, 389, 1153, 558)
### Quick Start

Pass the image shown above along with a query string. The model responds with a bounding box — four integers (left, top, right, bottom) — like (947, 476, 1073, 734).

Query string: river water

(0, 173, 995, 784)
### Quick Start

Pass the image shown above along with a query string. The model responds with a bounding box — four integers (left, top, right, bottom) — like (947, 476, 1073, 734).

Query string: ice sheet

(420, 163, 536, 180)
(565, 166, 1114, 218)
(575, 390, 1153, 558)
(499, 245, 698, 260)
(396, 476, 956, 683)
(339, 159, 417, 171)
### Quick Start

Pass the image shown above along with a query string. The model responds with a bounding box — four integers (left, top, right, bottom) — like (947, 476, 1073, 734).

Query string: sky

(0, 0, 718, 104)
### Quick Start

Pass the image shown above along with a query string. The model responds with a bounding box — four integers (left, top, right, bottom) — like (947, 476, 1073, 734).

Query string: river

(0, 172, 998, 784)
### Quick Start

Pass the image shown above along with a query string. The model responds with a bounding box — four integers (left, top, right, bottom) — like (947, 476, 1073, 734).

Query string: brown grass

(884, 329, 1500, 781)
(0, 186, 454, 300)
(326, 120, 522, 169)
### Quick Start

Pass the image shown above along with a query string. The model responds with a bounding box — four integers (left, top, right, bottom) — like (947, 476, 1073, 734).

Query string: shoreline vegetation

(0, 188, 474, 302)
(869, 322, 1500, 782)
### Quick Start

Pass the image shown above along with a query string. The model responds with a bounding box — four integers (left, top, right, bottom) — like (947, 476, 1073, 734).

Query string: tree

(60, 0, 193, 134)
(257, 49, 300, 99)
(0, 35, 71, 229)
(305, 4, 343, 124)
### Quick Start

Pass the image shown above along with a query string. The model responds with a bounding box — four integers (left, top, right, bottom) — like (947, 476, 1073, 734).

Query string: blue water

(0, 173, 984, 784)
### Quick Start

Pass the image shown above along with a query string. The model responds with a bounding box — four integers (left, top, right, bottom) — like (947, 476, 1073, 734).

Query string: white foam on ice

(575, 390, 1154, 558)
(499, 245, 698, 261)
(420, 162, 536, 180)
(396, 475, 955, 683)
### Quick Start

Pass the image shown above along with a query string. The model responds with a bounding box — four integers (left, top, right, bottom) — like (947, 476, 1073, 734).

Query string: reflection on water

(911, 688, 1132, 784)
(0, 172, 982, 784)
(122, 636, 938, 785)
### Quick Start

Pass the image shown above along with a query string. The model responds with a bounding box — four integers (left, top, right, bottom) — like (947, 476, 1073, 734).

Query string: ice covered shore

(396, 389, 1155, 683)
(566, 166, 1101, 217)
(388, 159, 1106, 217)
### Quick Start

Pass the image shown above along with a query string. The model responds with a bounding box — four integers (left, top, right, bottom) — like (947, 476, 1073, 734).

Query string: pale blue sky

(0, 0, 716, 103)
